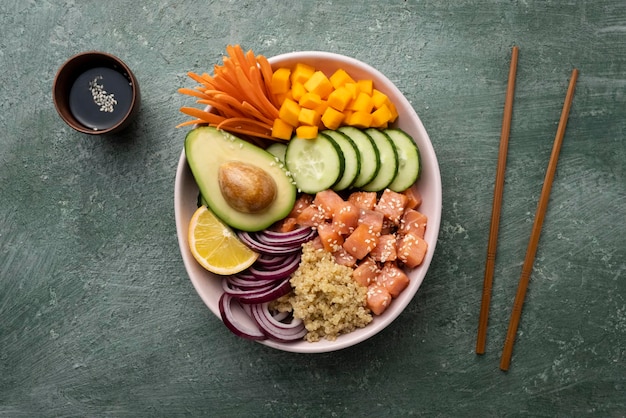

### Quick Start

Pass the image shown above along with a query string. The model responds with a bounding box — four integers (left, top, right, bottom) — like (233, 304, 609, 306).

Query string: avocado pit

(218, 161, 277, 213)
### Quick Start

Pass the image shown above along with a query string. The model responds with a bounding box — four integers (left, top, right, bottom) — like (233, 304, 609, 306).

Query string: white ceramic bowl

(174, 51, 442, 353)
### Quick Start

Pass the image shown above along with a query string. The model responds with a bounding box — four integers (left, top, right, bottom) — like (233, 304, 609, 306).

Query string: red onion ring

(218, 293, 266, 341)
(250, 303, 307, 342)
(222, 276, 292, 304)
(237, 232, 302, 255)
(245, 253, 301, 280)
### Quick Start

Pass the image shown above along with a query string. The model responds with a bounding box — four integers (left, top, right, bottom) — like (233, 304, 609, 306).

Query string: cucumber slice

(362, 129, 399, 192)
(338, 126, 380, 188)
(321, 130, 361, 191)
(385, 129, 421, 192)
(285, 134, 344, 194)
(266, 142, 288, 163)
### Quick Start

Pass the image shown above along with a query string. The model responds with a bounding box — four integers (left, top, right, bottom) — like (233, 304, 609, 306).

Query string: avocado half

(184, 126, 296, 232)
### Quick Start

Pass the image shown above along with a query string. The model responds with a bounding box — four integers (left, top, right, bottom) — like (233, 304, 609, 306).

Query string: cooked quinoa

(273, 242, 372, 342)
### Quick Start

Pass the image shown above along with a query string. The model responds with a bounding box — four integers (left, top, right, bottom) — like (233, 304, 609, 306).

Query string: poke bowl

(174, 49, 442, 353)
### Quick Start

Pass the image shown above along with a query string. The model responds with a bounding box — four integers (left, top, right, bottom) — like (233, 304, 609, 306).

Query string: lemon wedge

(188, 206, 259, 275)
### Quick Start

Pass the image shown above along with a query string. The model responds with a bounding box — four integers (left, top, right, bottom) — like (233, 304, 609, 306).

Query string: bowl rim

(174, 50, 442, 353)
(52, 51, 140, 135)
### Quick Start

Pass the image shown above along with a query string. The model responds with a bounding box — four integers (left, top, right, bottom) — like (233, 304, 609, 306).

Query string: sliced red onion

(218, 293, 266, 341)
(227, 275, 281, 290)
(254, 227, 316, 246)
(246, 253, 301, 281)
(222, 276, 292, 304)
(255, 254, 292, 269)
(237, 232, 302, 255)
(250, 303, 307, 342)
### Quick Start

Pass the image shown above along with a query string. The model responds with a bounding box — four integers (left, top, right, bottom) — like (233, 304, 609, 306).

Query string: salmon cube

(357, 209, 384, 234)
(313, 189, 345, 219)
(333, 247, 357, 267)
(317, 222, 344, 252)
(369, 234, 397, 262)
(397, 234, 428, 268)
(296, 205, 325, 227)
(348, 191, 377, 210)
(375, 188, 409, 225)
(400, 209, 428, 239)
(308, 235, 324, 251)
(403, 185, 422, 209)
(287, 193, 314, 218)
(376, 262, 409, 298)
(343, 223, 378, 259)
(367, 284, 392, 315)
(353, 257, 379, 287)
(273, 216, 298, 232)
(332, 201, 359, 235)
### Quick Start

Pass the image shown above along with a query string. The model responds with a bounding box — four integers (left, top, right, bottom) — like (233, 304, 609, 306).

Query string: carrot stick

(476, 46, 519, 355)
(187, 72, 213, 89)
(177, 88, 211, 100)
(180, 107, 226, 125)
(248, 65, 280, 118)
(241, 102, 275, 126)
(217, 117, 273, 133)
(175, 119, 205, 128)
(499, 68, 579, 372)
(257, 55, 280, 107)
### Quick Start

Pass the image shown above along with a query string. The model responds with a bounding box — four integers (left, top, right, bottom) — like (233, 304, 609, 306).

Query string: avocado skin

(184, 126, 296, 232)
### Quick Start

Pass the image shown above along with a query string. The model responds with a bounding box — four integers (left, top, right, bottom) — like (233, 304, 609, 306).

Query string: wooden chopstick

(476, 46, 519, 355)
(500, 68, 579, 371)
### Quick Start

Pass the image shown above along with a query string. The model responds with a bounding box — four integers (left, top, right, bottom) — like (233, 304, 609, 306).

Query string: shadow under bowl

(53, 51, 140, 135)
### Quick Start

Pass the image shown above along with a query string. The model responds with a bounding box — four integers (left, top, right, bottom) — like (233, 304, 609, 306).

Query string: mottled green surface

(1, 1, 625, 416)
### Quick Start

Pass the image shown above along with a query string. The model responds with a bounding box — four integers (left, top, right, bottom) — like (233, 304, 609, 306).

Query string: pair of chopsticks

(475, 46, 579, 371)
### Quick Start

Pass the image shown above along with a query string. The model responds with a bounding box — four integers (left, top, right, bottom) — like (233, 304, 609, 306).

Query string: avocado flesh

(184, 126, 296, 232)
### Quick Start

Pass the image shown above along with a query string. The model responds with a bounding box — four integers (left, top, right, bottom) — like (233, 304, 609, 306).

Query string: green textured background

(1, 1, 625, 416)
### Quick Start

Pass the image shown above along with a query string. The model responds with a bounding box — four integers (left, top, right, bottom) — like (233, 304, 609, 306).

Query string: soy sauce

(68, 67, 133, 131)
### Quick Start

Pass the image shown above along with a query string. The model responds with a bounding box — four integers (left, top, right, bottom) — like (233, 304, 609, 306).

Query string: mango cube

(272, 118, 293, 140)
(278, 98, 301, 127)
(298, 107, 321, 127)
(304, 71, 334, 99)
(271, 67, 291, 95)
(346, 111, 373, 128)
(290, 63, 315, 84)
(321, 107, 345, 130)
(299, 92, 322, 109)
(357, 79, 374, 96)
(348, 92, 374, 113)
(329, 68, 356, 89)
(327, 86, 353, 112)
(296, 125, 318, 139)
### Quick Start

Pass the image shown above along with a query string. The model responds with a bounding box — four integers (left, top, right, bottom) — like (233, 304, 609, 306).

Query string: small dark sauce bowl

(53, 51, 140, 135)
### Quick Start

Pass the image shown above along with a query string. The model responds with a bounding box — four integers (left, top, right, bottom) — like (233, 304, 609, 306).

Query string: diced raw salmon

(332, 201, 359, 235)
(308, 235, 324, 250)
(397, 234, 428, 268)
(287, 193, 314, 218)
(369, 234, 397, 262)
(273, 216, 298, 232)
(376, 262, 409, 298)
(403, 185, 422, 209)
(366, 284, 392, 315)
(348, 191, 377, 210)
(375, 188, 408, 225)
(400, 209, 428, 239)
(313, 189, 344, 218)
(317, 222, 344, 252)
(342, 223, 379, 259)
(296, 205, 325, 227)
(357, 209, 384, 234)
(353, 257, 379, 287)
(333, 247, 357, 267)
